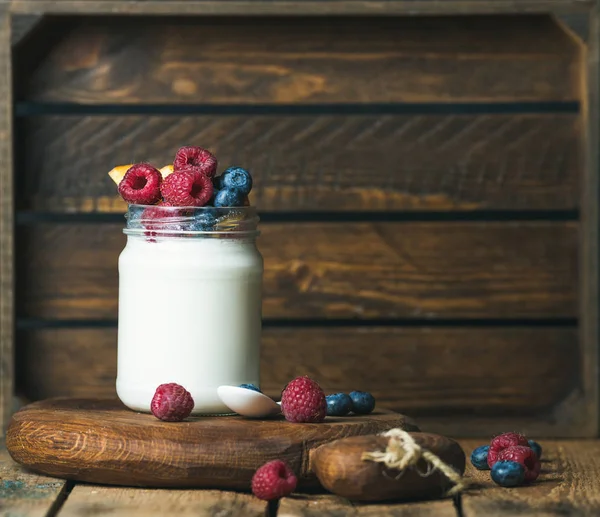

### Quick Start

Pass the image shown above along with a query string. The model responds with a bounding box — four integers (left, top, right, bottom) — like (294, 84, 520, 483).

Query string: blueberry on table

(470, 445, 491, 470)
(221, 166, 253, 196)
(239, 384, 262, 393)
(348, 391, 375, 415)
(528, 439, 542, 460)
(326, 393, 353, 416)
(491, 460, 525, 487)
(214, 188, 245, 207)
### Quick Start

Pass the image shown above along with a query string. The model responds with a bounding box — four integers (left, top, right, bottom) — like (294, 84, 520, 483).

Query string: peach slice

(159, 165, 174, 179)
(108, 164, 133, 185)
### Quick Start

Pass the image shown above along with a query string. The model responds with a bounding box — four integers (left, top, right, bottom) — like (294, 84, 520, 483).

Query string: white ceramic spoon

(217, 386, 282, 418)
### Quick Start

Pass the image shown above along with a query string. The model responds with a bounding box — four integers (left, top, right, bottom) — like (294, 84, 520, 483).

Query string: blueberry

(188, 211, 217, 232)
(221, 166, 253, 196)
(528, 439, 542, 460)
(214, 188, 245, 208)
(239, 383, 261, 393)
(349, 391, 375, 415)
(491, 460, 525, 487)
(470, 445, 490, 470)
(326, 393, 353, 416)
(126, 205, 144, 228)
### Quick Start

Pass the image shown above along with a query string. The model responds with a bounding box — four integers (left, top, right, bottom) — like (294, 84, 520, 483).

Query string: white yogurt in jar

(116, 207, 263, 414)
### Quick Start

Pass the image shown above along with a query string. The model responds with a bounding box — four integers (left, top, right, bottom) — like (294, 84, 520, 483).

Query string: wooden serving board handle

(6, 398, 421, 490)
(310, 433, 466, 502)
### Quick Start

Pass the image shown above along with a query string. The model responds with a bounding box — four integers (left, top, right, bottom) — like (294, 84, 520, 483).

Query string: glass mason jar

(116, 204, 263, 414)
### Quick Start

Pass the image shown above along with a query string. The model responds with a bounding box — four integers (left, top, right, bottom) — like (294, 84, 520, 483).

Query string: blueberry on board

(470, 445, 491, 470)
(221, 166, 253, 196)
(491, 460, 525, 487)
(188, 211, 217, 232)
(213, 188, 245, 207)
(349, 391, 376, 415)
(326, 393, 353, 416)
(528, 440, 542, 460)
(239, 383, 261, 393)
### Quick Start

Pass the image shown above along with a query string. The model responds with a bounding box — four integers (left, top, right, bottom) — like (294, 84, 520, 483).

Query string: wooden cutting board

(6, 398, 420, 490)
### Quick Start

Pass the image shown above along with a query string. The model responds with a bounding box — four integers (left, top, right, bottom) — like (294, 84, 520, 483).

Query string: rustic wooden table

(1, 440, 598, 516)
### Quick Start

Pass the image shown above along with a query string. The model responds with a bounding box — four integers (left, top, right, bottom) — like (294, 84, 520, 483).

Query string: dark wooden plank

(8, 1, 595, 16)
(0, 444, 67, 517)
(0, 6, 14, 435)
(461, 440, 600, 515)
(11, 15, 43, 46)
(16, 326, 579, 419)
(18, 114, 581, 212)
(278, 494, 459, 516)
(578, 1, 600, 440)
(17, 222, 578, 320)
(59, 486, 265, 516)
(17, 16, 580, 103)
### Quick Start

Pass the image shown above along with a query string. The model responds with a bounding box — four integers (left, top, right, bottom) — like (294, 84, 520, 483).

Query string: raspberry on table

(118, 163, 162, 205)
(161, 168, 214, 207)
(239, 383, 262, 393)
(470, 445, 491, 470)
(173, 146, 217, 177)
(213, 188, 245, 208)
(491, 460, 526, 487)
(326, 393, 353, 416)
(488, 432, 529, 468)
(349, 391, 376, 415)
(280, 376, 327, 423)
(528, 439, 542, 459)
(498, 445, 541, 483)
(221, 166, 253, 196)
(150, 383, 194, 422)
(251, 460, 297, 501)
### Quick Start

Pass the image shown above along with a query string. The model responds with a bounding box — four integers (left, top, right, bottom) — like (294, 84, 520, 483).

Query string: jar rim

(122, 204, 260, 237)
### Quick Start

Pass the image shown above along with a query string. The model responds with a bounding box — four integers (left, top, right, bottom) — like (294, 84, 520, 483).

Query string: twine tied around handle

(361, 428, 466, 496)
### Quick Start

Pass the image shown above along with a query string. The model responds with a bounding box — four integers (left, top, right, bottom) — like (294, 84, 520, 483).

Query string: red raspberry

(173, 146, 217, 177)
(251, 460, 297, 501)
(280, 376, 327, 423)
(160, 168, 214, 207)
(141, 202, 184, 238)
(498, 445, 541, 483)
(488, 432, 529, 468)
(118, 163, 162, 205)
(150, 383, 194, 421)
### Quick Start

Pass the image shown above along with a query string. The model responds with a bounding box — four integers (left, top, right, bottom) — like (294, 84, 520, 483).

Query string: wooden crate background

(1, 2, 598, 438)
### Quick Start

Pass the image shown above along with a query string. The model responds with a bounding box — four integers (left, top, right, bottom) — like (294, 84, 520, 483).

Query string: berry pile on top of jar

(108, 146, 252, 208)
(471, 432, 543, 487)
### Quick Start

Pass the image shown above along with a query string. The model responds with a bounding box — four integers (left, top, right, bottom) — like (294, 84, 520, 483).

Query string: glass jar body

(116, 232, 263, 414)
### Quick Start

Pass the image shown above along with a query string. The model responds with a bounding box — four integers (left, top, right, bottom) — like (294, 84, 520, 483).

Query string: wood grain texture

(310, 433, 465, 502)
(16, 222, 578, 320)
(17, 16, 580, 104)
(0, 6, 14, 436)
(5, 398, 419, 489)
(0, 443, 67, 517)
(15, 327, 580, 422)
(58, 485, 266, 517)
(278, 493, 459, 516)
(461, 440, 600, 515)
(18, 114, 581, 212)
(7, 0, 595, 16)
(578, 2, 600, 439)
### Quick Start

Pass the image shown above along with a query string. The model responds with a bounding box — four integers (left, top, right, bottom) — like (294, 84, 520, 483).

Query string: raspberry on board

(498, 445, 541, 483)
(251, 460, 297, 501)
(161, 169, 214, 207)
(173, 146, 217, 177)
(280, 376, 327, 423)
(150, 383, 194, 422)
(488, 432, 529, 468)
(118, 163, 162, 205)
